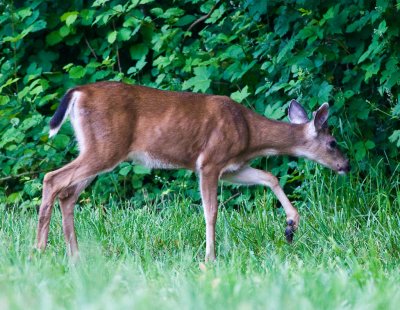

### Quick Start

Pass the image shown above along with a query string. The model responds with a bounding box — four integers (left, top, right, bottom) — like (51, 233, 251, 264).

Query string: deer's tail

(49, 89, 76, 138)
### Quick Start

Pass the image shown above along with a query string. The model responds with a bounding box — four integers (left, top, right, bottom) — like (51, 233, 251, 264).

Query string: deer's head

(288, 100, 350, 174)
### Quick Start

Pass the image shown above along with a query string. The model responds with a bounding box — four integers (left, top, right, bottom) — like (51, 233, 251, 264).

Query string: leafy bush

(0, 0, 399, 207)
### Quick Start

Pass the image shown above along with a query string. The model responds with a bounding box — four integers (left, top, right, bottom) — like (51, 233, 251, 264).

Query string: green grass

(1, 165, 400, 309)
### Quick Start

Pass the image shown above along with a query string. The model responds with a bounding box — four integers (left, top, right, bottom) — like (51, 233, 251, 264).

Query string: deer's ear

(288, 99, 309, 124)
(313, 102, 329, 130)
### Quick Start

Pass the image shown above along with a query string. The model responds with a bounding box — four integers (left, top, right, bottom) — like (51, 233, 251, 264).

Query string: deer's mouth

(337, 163, 351, 174)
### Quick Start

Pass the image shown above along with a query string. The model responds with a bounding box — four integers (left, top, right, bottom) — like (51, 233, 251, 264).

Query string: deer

(36, 81, 350, 262)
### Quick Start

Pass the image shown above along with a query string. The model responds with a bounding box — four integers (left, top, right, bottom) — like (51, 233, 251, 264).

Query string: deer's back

(73, 82, 251, 170)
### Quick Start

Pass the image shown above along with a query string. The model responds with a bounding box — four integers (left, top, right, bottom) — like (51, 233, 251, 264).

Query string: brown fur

(37, 82, 349, 261)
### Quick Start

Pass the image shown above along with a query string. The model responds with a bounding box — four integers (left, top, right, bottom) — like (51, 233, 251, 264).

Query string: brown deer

(37, 81, 350, 261)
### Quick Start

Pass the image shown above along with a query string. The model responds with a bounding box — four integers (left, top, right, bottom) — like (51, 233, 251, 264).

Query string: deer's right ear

(313, 102, 329, 130)
(288, 99, 309, 124)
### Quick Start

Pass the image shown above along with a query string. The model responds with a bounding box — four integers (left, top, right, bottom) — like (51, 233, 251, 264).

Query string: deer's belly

(128, 151, 182, 169)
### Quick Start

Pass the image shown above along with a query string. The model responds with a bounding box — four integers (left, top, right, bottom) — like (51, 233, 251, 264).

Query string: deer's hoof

(285, 219, 295, 243)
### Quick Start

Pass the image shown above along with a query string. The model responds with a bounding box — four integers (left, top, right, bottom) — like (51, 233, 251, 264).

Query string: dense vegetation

(1, 0, 399, 205)
(0, 1, 399, 308)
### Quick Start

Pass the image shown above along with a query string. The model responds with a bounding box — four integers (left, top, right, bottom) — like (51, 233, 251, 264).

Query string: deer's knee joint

(265, 174, 279, 189)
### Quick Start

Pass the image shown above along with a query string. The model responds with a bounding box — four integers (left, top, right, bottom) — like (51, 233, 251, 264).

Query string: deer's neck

(248, 114, 307, 157)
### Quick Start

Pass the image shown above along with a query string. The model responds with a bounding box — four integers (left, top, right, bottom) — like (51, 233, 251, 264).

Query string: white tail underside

(49, 92, 80, 138)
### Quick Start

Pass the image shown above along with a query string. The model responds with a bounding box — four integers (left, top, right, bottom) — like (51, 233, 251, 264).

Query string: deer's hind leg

(58, 177, 94, 258)
(36, 154, 118, 253)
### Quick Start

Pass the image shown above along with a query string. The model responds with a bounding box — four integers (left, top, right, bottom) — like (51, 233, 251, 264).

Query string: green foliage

(0, 0, 399, 205)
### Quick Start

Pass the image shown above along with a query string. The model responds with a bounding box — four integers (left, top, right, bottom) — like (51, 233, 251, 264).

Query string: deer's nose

(337, 161, 350, 174)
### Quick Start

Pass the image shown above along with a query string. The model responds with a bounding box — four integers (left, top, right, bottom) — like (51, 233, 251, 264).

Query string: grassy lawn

(1, 167, 399, 309)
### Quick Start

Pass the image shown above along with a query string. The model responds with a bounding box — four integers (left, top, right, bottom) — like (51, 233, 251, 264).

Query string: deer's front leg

(222, 166, 300, 242)
(199, 169, 219, 262)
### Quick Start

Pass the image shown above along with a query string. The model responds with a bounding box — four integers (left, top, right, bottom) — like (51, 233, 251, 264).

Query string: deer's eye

(329, 141, 337, 148)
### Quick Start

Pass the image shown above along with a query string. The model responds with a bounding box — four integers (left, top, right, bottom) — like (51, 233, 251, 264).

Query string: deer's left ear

(288, 99, 309, 124)
(313, 103, 329, 131)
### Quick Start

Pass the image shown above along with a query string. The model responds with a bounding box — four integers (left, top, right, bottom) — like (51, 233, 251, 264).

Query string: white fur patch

(128, 151, 179, 169)
(304, 122, 317, 138)
(262, 149, 280, 156)
(221, 163, 242, 174)
(196, 153, 205, 172)
(68, 93, 86, 153)
(49, 128, 59, 138)
(291, 142, 320, 160)
(292, 148, 329, 169)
